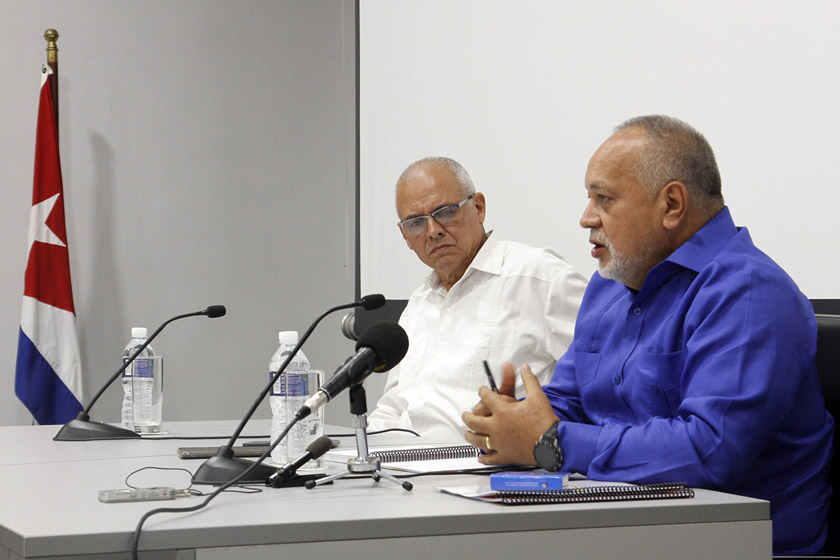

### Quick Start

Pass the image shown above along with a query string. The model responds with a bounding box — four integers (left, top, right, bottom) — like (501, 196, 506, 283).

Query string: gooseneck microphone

(296, 320, 408, 420)
(266, 435, 334, 487)
(192, 294, 386, 485)
(54, 305, 227, 441)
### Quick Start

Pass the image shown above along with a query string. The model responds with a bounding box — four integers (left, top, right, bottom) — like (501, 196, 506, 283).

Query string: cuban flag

(15, 64, 83, 425)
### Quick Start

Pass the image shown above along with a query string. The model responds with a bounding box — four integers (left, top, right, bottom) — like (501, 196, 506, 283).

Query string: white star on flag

(27, 192, 66, 253)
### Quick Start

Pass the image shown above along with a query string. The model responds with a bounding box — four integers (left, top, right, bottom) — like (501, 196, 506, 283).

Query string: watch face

(534, 423, 562, 471)
(534, 444, 556, 470)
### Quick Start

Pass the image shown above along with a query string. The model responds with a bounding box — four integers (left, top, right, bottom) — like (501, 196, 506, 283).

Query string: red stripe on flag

(24, 242, 76, 314)
(24, 72, 76, 314)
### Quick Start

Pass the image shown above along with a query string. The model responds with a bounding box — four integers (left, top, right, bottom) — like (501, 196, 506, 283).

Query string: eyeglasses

(398, 194, 475, 236)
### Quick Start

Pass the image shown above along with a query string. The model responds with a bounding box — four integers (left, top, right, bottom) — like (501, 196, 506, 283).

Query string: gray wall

(0, 0, 360, 429)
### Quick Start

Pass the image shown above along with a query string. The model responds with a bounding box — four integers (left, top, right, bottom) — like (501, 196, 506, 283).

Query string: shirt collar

(631, 207, 739, 300)
(425, 230, 496, 291)
(664, 206, 739, 273)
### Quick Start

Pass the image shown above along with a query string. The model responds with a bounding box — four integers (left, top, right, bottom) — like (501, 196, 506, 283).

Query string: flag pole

(44, 29, 58, 135)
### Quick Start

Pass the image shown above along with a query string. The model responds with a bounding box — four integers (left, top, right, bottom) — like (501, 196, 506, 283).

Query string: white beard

(595, 230, 657, 288)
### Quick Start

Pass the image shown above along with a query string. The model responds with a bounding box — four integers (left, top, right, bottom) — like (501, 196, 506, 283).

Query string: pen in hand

(483, 360, 499, 393)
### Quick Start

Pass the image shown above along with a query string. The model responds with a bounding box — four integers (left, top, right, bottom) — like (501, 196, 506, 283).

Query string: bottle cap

(278, 330, 299, 345)
(131, 327, 148, 338)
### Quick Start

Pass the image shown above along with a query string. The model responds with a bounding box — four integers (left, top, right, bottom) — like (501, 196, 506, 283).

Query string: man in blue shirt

(463, 115, 834, 554)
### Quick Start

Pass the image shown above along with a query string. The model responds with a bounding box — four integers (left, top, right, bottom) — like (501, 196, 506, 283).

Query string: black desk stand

(305, 385, 412, 491)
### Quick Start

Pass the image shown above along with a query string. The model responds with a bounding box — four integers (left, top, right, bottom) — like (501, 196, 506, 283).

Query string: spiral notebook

(324, 443, 489, 473)
(439, 481, 694, 505)
(498, 482, 694, 505)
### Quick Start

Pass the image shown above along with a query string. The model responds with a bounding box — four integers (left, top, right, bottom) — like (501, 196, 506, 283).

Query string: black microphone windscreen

(205, 305, 227, 318)
(306, 435, 335, 459)
(359, 294, 386, 310)
(355, 320, 409, 372)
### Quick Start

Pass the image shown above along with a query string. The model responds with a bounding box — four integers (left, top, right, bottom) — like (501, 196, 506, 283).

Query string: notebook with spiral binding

(498, 482, 694, 505)
(438, 481, 694, 505)
(370, 444, 479, 463)
(325, 444, 488, 473)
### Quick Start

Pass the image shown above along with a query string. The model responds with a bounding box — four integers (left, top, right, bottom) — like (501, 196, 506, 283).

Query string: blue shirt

(546, 207, 834, 554)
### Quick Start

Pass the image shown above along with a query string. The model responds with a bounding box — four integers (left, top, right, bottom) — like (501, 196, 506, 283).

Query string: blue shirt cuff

(557, 421, 600, 474)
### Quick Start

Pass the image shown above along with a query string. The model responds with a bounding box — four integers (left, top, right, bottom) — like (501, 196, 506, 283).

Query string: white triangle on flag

(27, 192, 66, 253)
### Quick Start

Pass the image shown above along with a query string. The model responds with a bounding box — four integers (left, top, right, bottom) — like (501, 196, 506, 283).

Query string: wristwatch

(533, 420, 563, 472)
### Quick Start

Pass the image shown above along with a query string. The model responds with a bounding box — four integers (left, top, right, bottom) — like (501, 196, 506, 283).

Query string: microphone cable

(130, 415, 299, 560)
(130, 423, 480, 558)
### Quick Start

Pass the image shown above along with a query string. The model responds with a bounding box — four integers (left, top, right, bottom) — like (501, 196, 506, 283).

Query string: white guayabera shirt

(368, 235, 588, 442)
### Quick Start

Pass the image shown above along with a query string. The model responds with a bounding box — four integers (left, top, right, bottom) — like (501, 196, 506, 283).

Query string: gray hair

(395, 157, 475, 214)
(616, 115, 724, 215)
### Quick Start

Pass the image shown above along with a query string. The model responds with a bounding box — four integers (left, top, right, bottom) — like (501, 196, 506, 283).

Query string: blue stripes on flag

(15, 328, 82, 425)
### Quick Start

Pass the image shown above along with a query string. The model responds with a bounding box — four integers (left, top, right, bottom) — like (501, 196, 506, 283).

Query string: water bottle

(121, 327, 159, 434)
(269, 331, 309, 463)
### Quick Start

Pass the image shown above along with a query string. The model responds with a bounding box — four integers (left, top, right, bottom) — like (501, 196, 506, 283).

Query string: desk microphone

(192, 294, 386, 485)
(296, 320, 408, 420)
(266, 435, 334, 487)
(54, 305, 227, 441)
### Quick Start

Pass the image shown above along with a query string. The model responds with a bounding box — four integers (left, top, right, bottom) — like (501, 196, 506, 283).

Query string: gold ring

(484, 434, 493, 452)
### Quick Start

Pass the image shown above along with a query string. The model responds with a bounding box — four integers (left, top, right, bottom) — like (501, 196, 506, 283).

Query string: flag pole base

(53, 416, 141, 441)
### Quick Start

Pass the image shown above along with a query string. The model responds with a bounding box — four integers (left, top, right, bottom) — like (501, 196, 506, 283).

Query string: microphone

(358, 293, 385, 310)
(192, 294, 386, 486)
(204, 305, 227, 318)
(54, 305, 227, 441)
(296, 320, 408, 420)
(266, 435, 334, 487)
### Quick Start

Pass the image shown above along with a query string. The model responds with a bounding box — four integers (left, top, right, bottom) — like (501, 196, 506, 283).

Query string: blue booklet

(490, 470, 570, 491)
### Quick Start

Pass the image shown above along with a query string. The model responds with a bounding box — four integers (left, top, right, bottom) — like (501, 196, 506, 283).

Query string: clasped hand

(461, 363, 560, 466)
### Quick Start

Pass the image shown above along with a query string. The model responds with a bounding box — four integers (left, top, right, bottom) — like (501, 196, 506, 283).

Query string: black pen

(483, 360, 499, 393)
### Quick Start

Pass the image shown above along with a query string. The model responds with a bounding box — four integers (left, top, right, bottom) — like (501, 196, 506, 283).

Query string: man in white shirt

(367, 157, 587, 441)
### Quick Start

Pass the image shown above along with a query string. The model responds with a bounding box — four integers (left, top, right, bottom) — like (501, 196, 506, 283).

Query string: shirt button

(633, 307, 642, 316)
(614, 376, 621, 385)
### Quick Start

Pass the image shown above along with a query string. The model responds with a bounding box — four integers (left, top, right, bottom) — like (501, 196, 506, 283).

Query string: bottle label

(285, 372, 308, 397)
(270, 372, 310, 397)
(122, 358, 132, 377)
(134, 358, 153, 379)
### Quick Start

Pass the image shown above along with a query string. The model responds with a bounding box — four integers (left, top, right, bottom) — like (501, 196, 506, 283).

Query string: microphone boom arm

(83, 310, 205, 418)
(54, 306, 225, 441)
(221, 300, 359, 449)
(192, 297, 384, 485)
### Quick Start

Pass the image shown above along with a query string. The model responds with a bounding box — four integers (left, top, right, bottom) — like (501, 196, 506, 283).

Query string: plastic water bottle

(121, 327, 158, 433)
(269, 331, 309, 463)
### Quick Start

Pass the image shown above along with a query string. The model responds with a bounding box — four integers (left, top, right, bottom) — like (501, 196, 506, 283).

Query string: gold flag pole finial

(44, 29, 59, 63)
(43, 29, 59, 134)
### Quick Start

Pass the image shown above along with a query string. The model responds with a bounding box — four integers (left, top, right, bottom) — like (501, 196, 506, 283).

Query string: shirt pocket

(462, 326, 516, 349)
(573, 350, 601, 387)
(631, 349, 686, 416)
(463, 326, 516, 397)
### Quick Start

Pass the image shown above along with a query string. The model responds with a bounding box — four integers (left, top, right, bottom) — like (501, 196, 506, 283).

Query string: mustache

(589, 229, 610, 247)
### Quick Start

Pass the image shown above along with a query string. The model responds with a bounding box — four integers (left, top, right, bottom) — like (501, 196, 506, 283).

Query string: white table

(0, 421, 772, 559)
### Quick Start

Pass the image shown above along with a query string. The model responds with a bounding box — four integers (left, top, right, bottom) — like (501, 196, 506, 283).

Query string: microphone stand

(54, 308, 219, 441)
(192, 297, 381, 485)
(304, 384, 412, 491)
